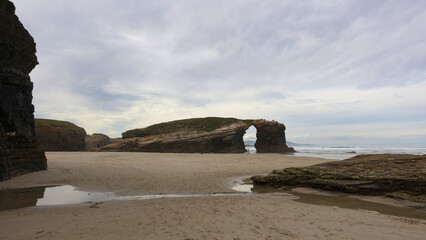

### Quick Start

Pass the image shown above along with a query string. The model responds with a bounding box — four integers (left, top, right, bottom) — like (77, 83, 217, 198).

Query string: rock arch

(102, 118, 294, 153)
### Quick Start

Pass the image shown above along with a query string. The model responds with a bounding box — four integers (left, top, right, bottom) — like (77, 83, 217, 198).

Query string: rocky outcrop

(253, 120, 294, 153)
(86, 133, 111, 150)
(35, 119, 86, 151)
(101, 117, 294, 153)
(252, 154, 426, 202)
(103, 120, 249, 153)
(0, 0, 47, 181)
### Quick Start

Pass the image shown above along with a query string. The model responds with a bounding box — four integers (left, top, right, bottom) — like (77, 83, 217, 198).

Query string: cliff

(35, 119, 86, 151)
(86, 133, 111, 150)
(101, 117, 294, 153)
(0, 0, 47, 181)
(253, 119, 292, 153)
(252, 154, 426, 202)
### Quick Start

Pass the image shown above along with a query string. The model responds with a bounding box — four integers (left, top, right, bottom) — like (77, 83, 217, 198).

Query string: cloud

(11, 0, 426, 145)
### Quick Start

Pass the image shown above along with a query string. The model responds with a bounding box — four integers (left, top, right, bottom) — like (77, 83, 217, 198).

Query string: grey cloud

(11, 0, 426, 145)
(19, 0, 426, 92)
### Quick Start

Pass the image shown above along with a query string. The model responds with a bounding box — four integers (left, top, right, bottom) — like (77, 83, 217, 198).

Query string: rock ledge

(252, 154, 426, 202)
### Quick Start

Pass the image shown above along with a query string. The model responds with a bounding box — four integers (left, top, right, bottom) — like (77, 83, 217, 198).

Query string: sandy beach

(0, 152, 425, 240)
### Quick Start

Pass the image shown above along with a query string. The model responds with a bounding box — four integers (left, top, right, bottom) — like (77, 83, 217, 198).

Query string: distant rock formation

(86, 133, 111, 150)
(253, 119, 291, 153)
(0, 0, 47, 181)
(35, 119, 86, 151)
(252, 154, 426, 202)
(101, 117, 294, 153)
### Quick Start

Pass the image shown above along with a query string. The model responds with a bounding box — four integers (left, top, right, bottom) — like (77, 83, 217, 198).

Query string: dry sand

(0, 152, 425, 240)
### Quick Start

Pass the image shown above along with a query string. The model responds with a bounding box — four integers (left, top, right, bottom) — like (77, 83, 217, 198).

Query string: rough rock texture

(35, 119, 86, 151)
(0, 0, 47, 181)
(103, 120, 249, 153)
(253, 119, 294, 153)
(102, 117, 294, 153)
(252, 154, 426, 202)
(86, 133, 111, 150)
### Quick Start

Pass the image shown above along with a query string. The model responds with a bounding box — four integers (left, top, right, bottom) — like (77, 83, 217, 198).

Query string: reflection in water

(234, 183, 426, 220)
(37, 185, 115, 206)
(289, 190, 426, 220)
(0, 185, 116, 210)
(0, 186, 47, 210)
(0, 185, 246, 211)
(2, 183, 426, 220)
(232, 184, 253, 192)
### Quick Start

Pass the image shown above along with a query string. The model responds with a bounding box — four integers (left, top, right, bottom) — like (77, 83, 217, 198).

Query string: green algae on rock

(251, 154, 426, 202)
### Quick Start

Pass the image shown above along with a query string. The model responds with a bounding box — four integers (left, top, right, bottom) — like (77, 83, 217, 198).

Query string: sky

(12, 0, 426, 147)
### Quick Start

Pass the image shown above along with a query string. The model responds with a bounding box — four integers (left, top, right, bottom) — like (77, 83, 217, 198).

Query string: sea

(245, 146, 426, 160)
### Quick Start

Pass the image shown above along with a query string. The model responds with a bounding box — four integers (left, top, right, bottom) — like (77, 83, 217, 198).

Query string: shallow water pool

(232, 181, 426, 220)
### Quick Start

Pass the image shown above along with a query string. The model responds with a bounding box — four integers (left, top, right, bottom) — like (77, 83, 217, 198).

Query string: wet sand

(0, 152, 425, 240)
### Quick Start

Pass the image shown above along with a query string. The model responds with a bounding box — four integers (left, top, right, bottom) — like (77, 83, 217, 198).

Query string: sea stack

(0, 0, 47, 180)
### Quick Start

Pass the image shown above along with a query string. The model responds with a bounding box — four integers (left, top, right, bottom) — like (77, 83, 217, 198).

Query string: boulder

(86, 133, 111, 150)
(35, 119, 86, 151)
(102, 117, 294, 153)
(0, 0, 47, 181)
(252, 154, 426, 202)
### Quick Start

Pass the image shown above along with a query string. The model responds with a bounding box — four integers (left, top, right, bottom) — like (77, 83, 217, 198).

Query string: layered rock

(0, 0, 47, 181)
(253, 119, 294, 153)
(103, 119, 249, 153)
(102, 117, 294, 153)
(85, 133, 111, 150)
(252, 154, 426, 202)
(35, 119, 86, 151)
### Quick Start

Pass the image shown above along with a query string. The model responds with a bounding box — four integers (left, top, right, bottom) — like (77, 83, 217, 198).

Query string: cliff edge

(0, 0, 47, 181)
(35, 119, 86, 151)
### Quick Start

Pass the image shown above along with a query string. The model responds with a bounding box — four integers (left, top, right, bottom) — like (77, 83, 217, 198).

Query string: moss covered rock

(252, 154, 426, 202)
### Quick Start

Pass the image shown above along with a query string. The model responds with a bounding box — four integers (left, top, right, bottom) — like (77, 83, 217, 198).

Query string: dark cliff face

(253, 120, 294, 153)
(35, 119, 87, 151)
(0, 0, 47, 181)
(86, 133, 111, 150)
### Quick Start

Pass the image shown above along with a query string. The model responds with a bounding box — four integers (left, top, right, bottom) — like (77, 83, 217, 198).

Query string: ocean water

(245, 146, 426, 160)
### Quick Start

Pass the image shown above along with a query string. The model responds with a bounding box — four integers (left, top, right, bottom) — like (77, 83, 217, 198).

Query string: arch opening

(243, 125, 257, 154)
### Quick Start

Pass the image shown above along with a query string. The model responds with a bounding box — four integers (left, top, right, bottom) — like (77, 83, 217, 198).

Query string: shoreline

(0, 152, 425, 240)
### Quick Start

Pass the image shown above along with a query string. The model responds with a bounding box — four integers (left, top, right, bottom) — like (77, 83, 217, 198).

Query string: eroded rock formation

(86, 133, 111, 150)
(0, 0, 47, 181)
(101, 117, 294, 153)
(35, 119, 86, 151)
(253, 119, 291, 153)
(251, 154, 426, 202)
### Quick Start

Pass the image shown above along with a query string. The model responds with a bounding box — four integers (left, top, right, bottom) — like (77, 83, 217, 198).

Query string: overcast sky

(12, 0, 426, 147)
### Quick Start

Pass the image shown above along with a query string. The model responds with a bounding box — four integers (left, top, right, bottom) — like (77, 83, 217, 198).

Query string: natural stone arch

(103, 117, 294, 153)
(243, 125, 257, 153)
